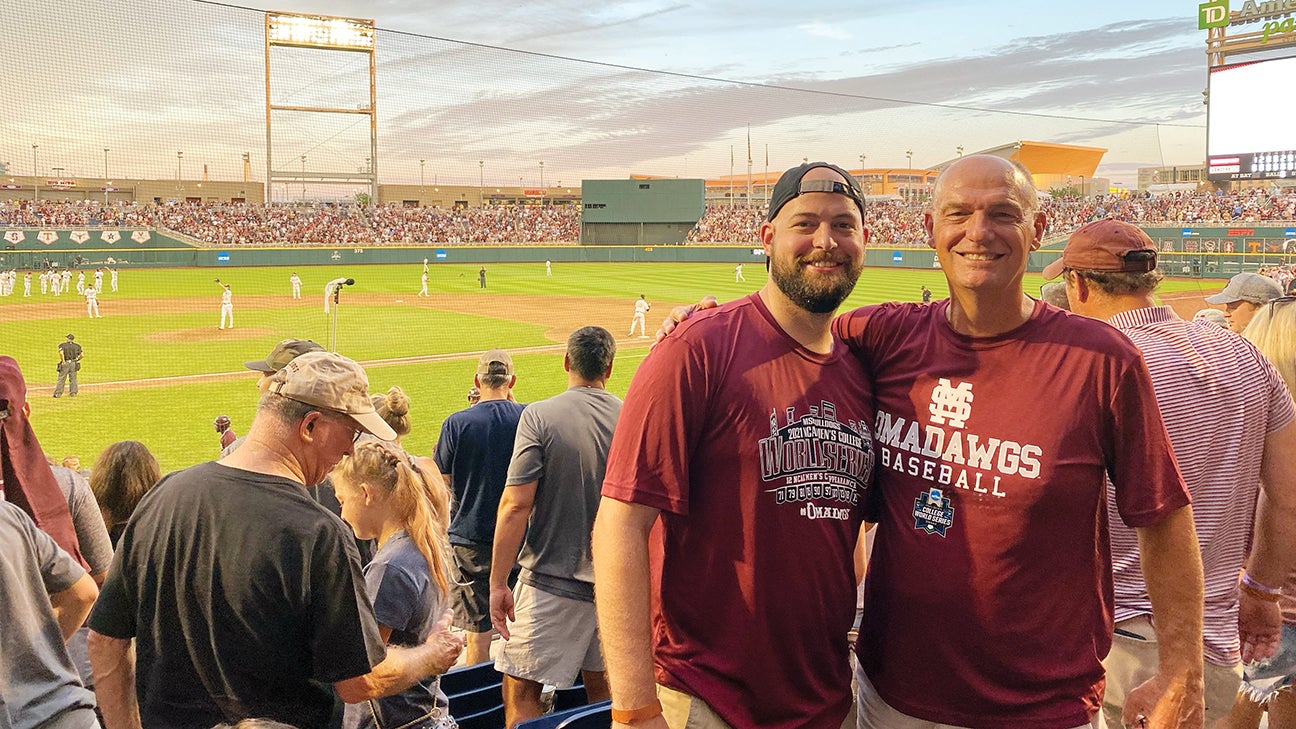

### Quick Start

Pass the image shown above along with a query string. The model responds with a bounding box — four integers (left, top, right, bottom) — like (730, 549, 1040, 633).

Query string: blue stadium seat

(515, 700, 612, 729)
(551, 683, 588, 712)
(441, 661, 502, 695)
(455, 703, 505, 729)
(447, 680, 503, 718)
(554, 701, 611, 729)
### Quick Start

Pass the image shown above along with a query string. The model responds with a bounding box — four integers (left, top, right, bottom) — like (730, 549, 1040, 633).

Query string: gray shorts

(495, 581, 603, 687)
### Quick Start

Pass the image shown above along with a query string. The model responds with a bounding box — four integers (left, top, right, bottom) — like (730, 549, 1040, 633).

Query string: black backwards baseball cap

(765, 162, 866, 222)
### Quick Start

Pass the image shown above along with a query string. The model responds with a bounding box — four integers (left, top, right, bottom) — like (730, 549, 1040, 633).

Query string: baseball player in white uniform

(110, 267, 118, 292)
(418, 271, 429, 297)
(734, 263, 746, 282)
(85, 286, 101, 318)
(61, 269, 71, 294)
(216, 280, 234, 329)
(290, 272, 302, 299)
(40, 270, 49, 295)
(629, 294, 651, 338)
(23, 271, 31, 297)
(76, 271, 86, 295)
(93, 268, 104, 291)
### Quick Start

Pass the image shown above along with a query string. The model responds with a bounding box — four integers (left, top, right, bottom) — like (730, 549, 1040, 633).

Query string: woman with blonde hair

(1222, 296, 1296, 728)
(334, 439, 456, 729)
(89, 440, 161, 546)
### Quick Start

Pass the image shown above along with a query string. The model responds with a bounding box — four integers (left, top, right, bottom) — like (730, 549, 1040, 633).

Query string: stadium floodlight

(266, 12, 374, 50)
(265, 11, 377, 206)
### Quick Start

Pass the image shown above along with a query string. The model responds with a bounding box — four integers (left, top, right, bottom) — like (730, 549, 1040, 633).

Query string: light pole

(539, 161, 545, 205)
(478, 160, 484, 206)
(419, 159, 425, 205)
(300, 155, 307, 200)
(905, 149, 913, 202)
(176, 151, 183, 196)
(31, 145, 38, 202)
(103, 148, 110, 205)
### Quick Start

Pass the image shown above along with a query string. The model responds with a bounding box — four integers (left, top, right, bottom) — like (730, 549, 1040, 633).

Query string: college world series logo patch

(913, 487, 954, 537)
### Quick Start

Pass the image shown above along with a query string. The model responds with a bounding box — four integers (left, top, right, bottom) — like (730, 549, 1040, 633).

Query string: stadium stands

(3, 188, 1296, 248)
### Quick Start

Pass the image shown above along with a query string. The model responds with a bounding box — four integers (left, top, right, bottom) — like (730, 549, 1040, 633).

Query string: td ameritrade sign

(1201, 0, 1296, 41)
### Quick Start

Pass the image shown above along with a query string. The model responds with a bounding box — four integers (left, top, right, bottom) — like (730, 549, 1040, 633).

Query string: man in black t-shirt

(54, 334, 82, 398)
(88, 352, 464, 729)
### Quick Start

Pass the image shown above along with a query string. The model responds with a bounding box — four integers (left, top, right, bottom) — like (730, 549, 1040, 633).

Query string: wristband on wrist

(611, 699, 663, 724)
(1240, 581, 1281, 603)
(1242, 572, 1282, 596)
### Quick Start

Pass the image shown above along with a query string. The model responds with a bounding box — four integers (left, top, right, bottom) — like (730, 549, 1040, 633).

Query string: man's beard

(770, 252, 862, 314)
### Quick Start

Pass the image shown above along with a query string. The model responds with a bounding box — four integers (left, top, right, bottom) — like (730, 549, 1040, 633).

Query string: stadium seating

(515, 700, 612, 729)
(455, 703, 506, 729)
(441, 661, 502, 695)
(551, 683, 589, 712)
(554, 701, 612, 729)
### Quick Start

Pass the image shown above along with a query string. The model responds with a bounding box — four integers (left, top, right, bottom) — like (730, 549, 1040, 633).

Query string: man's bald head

(931, 155, 1040, 217)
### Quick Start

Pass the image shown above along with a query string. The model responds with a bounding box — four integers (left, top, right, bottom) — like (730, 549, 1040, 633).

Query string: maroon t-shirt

(837, 300, 1189, 729)
(603, 293, 875, 729)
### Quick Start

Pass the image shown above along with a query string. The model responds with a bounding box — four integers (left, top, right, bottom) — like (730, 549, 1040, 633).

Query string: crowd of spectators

(687, 188, 1296, 245)
(3, 187, 1296, 248)
(0, 201, 582, 245)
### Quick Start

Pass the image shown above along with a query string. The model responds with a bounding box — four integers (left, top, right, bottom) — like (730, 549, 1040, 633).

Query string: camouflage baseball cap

(244, 338, 325, 373)
(266, 351, 397, 441)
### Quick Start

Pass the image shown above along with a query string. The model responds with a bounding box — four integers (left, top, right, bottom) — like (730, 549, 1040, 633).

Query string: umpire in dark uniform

(54, 334, 82, 398)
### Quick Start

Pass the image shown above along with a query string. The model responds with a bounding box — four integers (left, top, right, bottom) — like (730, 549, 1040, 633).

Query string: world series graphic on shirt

(758, 399, 873, 522)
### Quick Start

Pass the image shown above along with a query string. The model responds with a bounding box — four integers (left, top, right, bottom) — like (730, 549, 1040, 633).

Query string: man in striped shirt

(1049, 219, 1296, 727)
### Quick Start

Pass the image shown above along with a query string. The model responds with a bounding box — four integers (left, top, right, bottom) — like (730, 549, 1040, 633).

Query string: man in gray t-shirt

(0, 500, 100, 729)
(489, 326, 622, 728)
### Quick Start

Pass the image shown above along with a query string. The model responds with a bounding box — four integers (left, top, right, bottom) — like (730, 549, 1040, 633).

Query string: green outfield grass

(3, 260, 1221, 473)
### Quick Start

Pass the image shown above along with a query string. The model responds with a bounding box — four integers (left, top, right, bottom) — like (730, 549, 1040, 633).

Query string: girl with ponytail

(334, 439, 457, 729)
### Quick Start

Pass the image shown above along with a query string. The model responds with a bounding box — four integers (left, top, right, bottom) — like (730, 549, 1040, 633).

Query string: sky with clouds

(1, 0, 1217, 188)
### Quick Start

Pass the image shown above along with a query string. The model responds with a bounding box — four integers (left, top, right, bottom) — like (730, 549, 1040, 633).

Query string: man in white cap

(1204, 272, 1283, 333)
(88, 352, 463, 729)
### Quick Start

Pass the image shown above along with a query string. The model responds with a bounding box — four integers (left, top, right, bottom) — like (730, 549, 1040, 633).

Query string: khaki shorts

(494, 581, 602, 687)
(1101, 615, 1241, 729)
(856, 663, 1105, 729)
(658, 684, 732, 729)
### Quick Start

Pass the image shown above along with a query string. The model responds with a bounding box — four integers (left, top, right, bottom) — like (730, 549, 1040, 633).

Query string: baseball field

(0, 259, 1222, 474)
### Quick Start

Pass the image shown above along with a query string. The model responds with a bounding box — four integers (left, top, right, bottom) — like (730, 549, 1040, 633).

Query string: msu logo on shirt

(876, 377, 1046, 511)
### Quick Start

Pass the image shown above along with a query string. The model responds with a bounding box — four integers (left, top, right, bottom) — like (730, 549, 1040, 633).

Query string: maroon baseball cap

(1042, 219, 1158, 280)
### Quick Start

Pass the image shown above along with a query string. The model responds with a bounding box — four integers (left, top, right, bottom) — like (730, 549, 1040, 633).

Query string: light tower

(265, 12, 377, 205)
